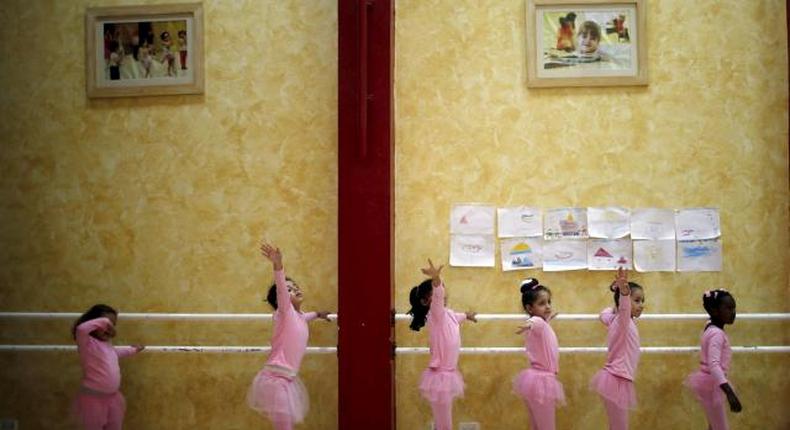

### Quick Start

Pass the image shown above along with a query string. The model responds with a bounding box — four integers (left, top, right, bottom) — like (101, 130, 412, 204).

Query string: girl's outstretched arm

(454, 311, 477, 324)
(516, 315, 551, 335)
(515, 319, 533, 335)
(115, 345, 145, 358)
(261, 242, 292, 314)
(260, 242, 283, 271)
(613, 267, 632, 321)
(305, 311, 332, 322)
(420, 258, 443, 288)
(614, 267, 631, 297)
(422, 259, 446, 317)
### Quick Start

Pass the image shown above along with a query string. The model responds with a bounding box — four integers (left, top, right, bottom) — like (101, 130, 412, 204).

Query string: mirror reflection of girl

(408, 259, 477, 430)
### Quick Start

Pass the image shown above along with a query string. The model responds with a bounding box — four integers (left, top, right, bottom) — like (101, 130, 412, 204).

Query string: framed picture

(526, 0, 647, 88)
(85, 3, 204, 98)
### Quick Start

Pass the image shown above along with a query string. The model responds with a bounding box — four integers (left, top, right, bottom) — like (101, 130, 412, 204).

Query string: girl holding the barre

(72, 304, 145, 430)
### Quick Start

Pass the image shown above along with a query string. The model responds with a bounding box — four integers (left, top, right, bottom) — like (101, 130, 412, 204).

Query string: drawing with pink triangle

(594, 248, 613, 258)
(460, 215, 469, 224)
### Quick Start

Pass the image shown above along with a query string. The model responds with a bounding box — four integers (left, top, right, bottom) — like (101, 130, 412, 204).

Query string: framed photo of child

(85, 3, 204, 98)
(526, 0, 647, 88)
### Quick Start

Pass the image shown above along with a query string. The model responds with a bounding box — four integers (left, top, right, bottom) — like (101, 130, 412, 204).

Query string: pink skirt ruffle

(419, 368, 465, 403)
(590, 369, 637, 410)
(247, 369, 309, 423)
(685, 370, 726, 406)
(513, 368, 565, 406)
(71, 390, 125, 427)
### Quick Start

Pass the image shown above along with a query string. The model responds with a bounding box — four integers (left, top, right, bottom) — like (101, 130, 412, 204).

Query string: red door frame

(338, 1, 395, 429)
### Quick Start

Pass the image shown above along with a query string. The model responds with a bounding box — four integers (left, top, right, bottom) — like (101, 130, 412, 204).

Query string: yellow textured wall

(0, 0, 338, 429)
(394, 0, 789, 429)
(1, 0, 789, 429)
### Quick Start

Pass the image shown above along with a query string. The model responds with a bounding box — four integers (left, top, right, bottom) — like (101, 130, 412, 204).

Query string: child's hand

(260, 242, 283, 270)
(316, 311, 332, 321)
(727, 393, 742, 413)
(515, 320, 534, 335)
(465, 311, 478, 323)
(105, 324, 117, 338)
(133, 344, 145, 352)
(614, 267, 630, 296)
(721, 383, 742, 413)
(724, 390, 743, 413)
(547, 312, 559, 322)
(420, 259, 444, 284)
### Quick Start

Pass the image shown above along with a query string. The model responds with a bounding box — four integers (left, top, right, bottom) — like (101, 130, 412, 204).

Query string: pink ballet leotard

(513, 315, 565, 430)
(419, 282, 467, 430)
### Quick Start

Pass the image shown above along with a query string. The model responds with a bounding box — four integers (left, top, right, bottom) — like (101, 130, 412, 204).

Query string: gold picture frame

(526, 0, 647, 88)
(85, 3, 204, 98)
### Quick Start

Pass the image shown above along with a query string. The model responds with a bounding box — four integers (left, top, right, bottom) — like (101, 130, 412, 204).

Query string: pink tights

(603, 398, 629, 430)
(699, 397, 729, 430)
(76, 392, 125, 430)
(272, 417, 293, 430)
(525, 398, 556, 430)
(429, 400, 453, 430)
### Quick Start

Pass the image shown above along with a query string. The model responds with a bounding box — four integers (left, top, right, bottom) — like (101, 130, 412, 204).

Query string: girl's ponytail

(407, 279, 433, 331)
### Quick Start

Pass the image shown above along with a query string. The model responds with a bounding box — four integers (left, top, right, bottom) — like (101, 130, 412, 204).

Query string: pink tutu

(513, 368, 565, 406)
(590, 369, 637, 410)
(71, 390, 125, 428)
(247, 368, 309, 423)
(685, 370, 726, 406)
(419, 368, 465, 403)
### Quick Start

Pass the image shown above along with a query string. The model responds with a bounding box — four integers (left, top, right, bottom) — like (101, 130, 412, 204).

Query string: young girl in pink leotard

(407, 259, 477, 430)
(72, 304, 144, 430)
(513, 278, 564, 430)
(685, 289, 742, 430)
(590, 268, 645, 430)
(247, 243, 331, 430)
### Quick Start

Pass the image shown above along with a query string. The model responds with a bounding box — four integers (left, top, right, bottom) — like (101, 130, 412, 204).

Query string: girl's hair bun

(520, 278, 540, 293)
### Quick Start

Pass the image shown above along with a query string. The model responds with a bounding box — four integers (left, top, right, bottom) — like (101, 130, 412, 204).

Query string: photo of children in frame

(538, 7, 637, 77)
(86, 3, 203, 97)
(101, 20, 190, 82)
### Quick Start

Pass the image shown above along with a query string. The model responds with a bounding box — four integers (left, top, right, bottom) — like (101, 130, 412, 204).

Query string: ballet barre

(0, 312, 334, 321)
(1, 345, 788, 354)
(396, 346, 790, 354)
(395, 313, 790, 321)
(0, 345, 337, 353)
(0, 312, 788, 321)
